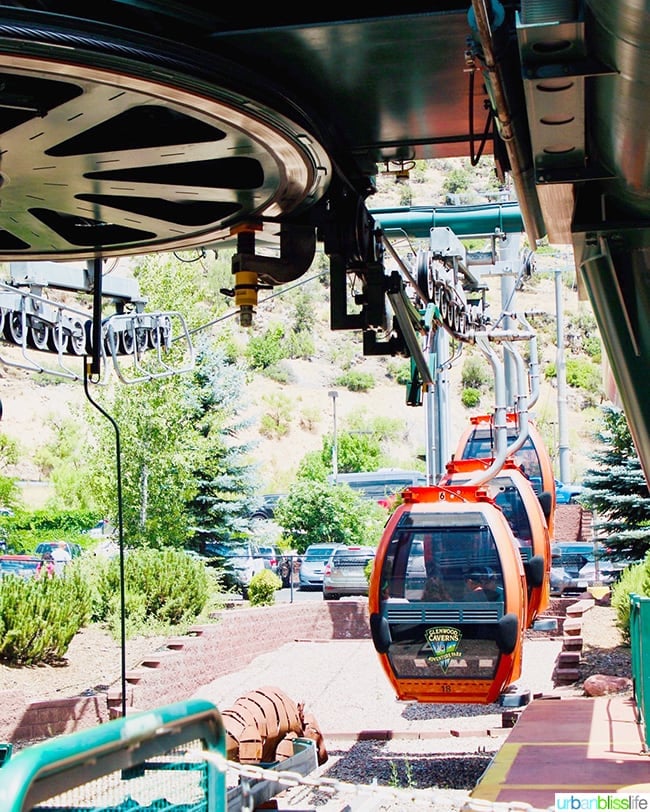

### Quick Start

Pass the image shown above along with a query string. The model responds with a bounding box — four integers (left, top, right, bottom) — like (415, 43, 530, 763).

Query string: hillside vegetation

(0, 159, 603, 503)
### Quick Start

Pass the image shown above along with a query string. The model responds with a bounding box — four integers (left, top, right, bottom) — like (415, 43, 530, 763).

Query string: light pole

(328, 390, 338, 483)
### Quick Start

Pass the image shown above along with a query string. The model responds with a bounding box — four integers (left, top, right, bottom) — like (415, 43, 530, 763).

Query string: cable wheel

(28, 318, 50, 351)
(446, 301, 457, 331)
(0, 28, 331, 261)
(149, 318, 172, 350)
(47, 323, 69, 353)
(119, 329, 135, 356)
(453, 302, 461, 332)
(4, 311, 25, 345)
(440, 291, 449, 322)
(67, 321, 87, 356)
(416, 251, 433, 303)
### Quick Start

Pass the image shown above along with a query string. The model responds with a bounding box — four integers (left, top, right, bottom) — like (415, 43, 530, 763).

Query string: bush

(248, 568, 281, 606)
(544, 358, 602, 393)
(246, 325, 287, 369)
(385, 360, 412, 385)
(95, 547, 209, 636)
(611, 557, 650, 644)
(461, 355, 490, 390)
(461, 387, 481, 408)
(0, 564, 92, 664)
(334, 370, 375, 392)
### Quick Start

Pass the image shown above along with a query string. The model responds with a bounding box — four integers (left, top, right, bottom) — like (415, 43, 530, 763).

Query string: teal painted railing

(0, 698, 226, 812)
(630, 594, 650, 750)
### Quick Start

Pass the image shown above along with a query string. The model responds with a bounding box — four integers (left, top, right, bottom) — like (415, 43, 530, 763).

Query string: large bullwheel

(0, 14, 331, 262)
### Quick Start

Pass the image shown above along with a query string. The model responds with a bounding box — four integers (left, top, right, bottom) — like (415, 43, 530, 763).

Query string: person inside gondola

(463, 571, 489, 601)
(422, 573, 452, 602)
(479, 568, 504, 602)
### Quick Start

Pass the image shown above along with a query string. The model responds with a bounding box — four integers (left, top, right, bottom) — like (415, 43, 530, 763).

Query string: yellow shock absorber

(234, 270, 259, 327)
(231, 223, 262, 327)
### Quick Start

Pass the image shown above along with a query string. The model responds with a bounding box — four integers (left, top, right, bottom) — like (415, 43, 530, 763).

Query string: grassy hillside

(0, 159, 603, 503)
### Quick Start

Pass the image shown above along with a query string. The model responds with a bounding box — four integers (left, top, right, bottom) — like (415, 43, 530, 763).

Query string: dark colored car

(34, 541, 82, 559)
(249, 494, 285, 521)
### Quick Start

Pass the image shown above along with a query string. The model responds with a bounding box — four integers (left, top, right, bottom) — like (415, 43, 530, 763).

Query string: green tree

(83, 254, 258, 549)
(185, 342, 259, 544)
(259, 392, 293, 439)
(295, 450, 330, 482)
(131, 250, 224, 330)
(34, 414, 98, 511)
(324, 432, 383, 472)
(0, 432, 21, 510)
(88, 375, 197, 547)
(580, 406, 650, 560)
(273, 480, 385, 553)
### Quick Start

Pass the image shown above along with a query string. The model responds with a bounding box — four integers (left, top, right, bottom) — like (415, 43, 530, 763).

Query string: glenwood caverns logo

(425, 627, 462, 673)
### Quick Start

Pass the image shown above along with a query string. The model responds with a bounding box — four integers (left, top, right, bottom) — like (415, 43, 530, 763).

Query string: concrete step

(562, 636, 584, 651)
(554, 667, 580, 683)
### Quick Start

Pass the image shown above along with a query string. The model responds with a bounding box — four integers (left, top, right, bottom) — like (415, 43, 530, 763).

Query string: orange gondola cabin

(369, 485, 526, 704)
(454, 413, 557, 537)
(440, 459, 551, 627)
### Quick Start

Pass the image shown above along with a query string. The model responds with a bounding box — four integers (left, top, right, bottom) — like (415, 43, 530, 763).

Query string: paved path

(194, 637, 565, 737)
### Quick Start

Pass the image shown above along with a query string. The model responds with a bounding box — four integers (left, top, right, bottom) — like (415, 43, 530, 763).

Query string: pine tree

(580, 405, 650, 560)
(185, 340, 259, 545)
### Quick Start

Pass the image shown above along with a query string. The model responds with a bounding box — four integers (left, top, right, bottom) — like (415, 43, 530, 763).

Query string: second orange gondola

(454, 413, 556, 537)
(369, 485, 527, 704)
(439, 459, 551, 627)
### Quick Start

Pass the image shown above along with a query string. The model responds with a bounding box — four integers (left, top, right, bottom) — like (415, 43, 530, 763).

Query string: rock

(583, 674, 632, 696)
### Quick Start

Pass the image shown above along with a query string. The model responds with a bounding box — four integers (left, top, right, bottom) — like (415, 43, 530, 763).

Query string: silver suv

(322, 546, 376, 601)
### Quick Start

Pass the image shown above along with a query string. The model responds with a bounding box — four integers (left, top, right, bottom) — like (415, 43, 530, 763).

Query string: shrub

(262, 362, 295, 384)
(246, 325, 287, 369)
(461, 387, 481, 408)
(248, 568, 281, 606)
(611, 558, 650, 644)
(334, 370, 375, 392)
(259, 392, 293, 439)
(461, 355, 490, 390)
(95, 547, 209, 637)
(544, 358, 602, 393)
(385, 360, 412, 385)
(0, 565, 92, 664)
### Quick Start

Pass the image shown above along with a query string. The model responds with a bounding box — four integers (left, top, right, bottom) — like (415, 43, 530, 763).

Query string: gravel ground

(195, 602, 631, 812)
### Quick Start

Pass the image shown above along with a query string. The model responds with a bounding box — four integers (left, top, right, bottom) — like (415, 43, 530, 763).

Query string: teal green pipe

(371, 202, 524, 238)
